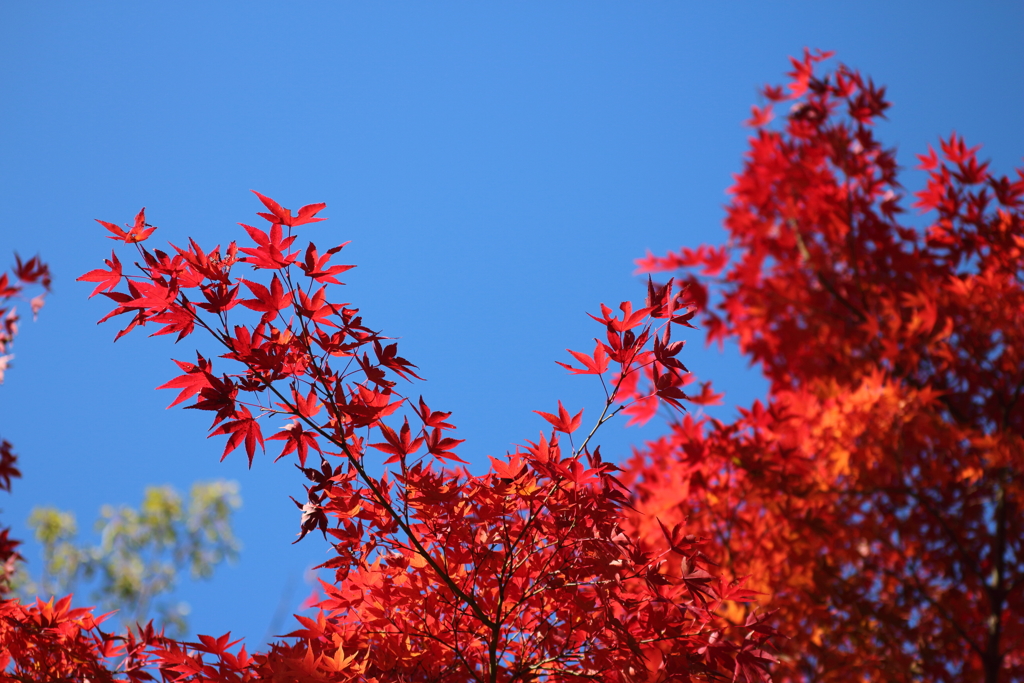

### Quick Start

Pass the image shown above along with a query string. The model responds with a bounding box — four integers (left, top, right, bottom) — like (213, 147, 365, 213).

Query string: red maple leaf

(296, 286, 338, 327)
(252, 191, 328, 228)
(239, 275, 293, 323)
(125, 279, 176, 314)
(98, 208, 157, 243)
(556, 341, 609, 375)
(424, 427, 466, 464)
(13, 254, 51, 290)
(373, 340, 422, 381)
(269, 421, 322, 468)
(488, 454, 527, 482)
(148, 302, 196, 341)
(196, 282, 240, 314)
(77, 251, 122, 298)
(369, 418, 424, 464)
(298, 242, 354, 285)
(276, 386, 322, 419)
(156, 354, 214, 408)
(237, 223, 298, 270)
(534, 401, 584, 435)
(211, 405, 265, 466)
(415, 396, 455, 430)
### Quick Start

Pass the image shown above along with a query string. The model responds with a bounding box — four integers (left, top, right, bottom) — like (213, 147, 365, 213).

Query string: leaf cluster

(0, 190, 777, 681)
(627, 50, 1024, 683)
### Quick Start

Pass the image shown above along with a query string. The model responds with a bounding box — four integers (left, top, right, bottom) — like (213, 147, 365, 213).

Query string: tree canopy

(1, 50, 1022, 683)
(626, 49, 1024, 683)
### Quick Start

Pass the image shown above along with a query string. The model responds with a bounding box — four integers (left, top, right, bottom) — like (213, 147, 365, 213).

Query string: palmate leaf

(555, 341, 609, 375)
(156, 354, 213, 408)
(252, 190, 327, 228)
(98, 208, 157, 244)
(239, 275, 293, 322)
(533, 401, 583, 434)
(210, 406, 264, 466)
(77, 251, 122, 298)
(269, 421, 322, 468)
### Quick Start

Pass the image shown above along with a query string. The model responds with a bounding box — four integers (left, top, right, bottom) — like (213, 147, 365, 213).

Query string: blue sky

(1, 2, 1021, 647)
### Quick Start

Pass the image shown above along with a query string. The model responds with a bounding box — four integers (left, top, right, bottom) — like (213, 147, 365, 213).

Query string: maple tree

(9, 49, 1018, 683)
(625, 50, 1024, 682)
(0, 188, 776, 679)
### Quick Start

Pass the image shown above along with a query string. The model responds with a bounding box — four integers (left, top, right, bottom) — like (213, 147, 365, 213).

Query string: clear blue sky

(1, 2, 1021, 647)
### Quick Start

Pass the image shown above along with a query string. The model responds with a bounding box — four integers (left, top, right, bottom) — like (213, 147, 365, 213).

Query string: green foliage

(18, 480, 241, 637)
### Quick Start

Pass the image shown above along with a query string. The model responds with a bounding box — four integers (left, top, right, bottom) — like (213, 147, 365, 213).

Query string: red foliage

(0, 185, 778, 680)
(0, 596, 167, 682)
(626, 50, 1024, 683)
(12, 49, 1019, 683)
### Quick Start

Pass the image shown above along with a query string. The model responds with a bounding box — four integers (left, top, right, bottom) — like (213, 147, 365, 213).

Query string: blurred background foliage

(15, 480, 240, 637)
